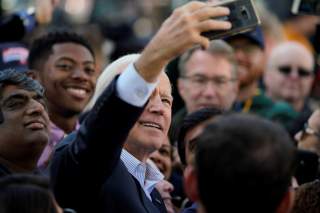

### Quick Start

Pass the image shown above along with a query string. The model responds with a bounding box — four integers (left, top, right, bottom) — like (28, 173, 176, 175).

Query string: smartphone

(201, 0, 261, 40)
(291, 0, 320, 15)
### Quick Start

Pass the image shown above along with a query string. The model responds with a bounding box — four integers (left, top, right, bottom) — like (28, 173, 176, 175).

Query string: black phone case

(201, 0, 260, 40)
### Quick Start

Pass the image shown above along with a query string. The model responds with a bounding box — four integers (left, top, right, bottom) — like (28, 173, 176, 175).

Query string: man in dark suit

(50, 1, 232, 213)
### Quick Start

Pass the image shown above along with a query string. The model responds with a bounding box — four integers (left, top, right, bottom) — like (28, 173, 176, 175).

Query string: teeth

(67, 88, 87, 97)
(141, 122, 161, 129)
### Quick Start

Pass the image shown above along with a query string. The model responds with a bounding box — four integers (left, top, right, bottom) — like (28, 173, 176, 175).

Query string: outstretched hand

(135, 1, 231, 82)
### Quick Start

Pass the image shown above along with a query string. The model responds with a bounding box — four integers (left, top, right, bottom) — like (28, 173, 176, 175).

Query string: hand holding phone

(202, 0, 261, 40)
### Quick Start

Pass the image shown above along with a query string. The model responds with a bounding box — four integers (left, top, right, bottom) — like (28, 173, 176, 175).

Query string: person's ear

(177, 78, 187, 100)
(276, 187, 295, 213)
(183, 165, 199, 202)
(230, 79, 239, 103)
(263, 69, 273, 89)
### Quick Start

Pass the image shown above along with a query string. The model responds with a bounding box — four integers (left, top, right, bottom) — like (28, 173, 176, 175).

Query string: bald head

(264, 42, 314, 111)
(267, 42, 314, 70)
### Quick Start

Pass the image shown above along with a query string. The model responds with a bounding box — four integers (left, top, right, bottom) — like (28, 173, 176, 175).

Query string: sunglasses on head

(277, 65, 312, 77)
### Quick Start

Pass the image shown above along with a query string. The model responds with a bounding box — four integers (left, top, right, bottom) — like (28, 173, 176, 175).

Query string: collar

(37, 121, 80, 169)
(234, 89, 261, 113)
(121, 149, 164, 200)
(49, 121, 80, 146)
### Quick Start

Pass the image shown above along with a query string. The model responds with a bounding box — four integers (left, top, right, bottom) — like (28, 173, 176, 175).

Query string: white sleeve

(116, 63, 157, 107)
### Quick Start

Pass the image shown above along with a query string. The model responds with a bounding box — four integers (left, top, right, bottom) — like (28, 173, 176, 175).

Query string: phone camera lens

(240, 6, 249, 19)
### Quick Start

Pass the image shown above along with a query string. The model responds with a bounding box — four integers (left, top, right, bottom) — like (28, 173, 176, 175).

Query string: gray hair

(178, 39, 237, 78)
(0, 69, 44, 99)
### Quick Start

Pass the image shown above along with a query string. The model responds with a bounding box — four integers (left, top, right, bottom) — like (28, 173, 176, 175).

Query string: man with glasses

(170, 40, 238, 143)
(226, 28, 297, 129)
(264, 41, 314, 113)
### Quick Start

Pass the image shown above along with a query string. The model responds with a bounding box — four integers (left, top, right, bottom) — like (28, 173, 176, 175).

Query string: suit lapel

(132, 176, 161, 213)
(151, 189, 167, 213)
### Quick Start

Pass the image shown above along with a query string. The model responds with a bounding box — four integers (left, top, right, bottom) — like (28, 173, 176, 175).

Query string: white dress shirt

(116, 63, 158, 107)
(116, 63, 163, 200)
(121, 149, 164, 201)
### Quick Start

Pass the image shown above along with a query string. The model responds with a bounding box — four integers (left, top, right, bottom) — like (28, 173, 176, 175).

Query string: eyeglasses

(277, 65, 312, 78)
(181, 75, 236, 89)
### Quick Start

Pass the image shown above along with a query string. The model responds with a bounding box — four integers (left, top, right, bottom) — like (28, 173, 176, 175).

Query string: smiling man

(28, 30, 101, 169)
(49, 1, 233, 212)
(0, 69, 49, 176)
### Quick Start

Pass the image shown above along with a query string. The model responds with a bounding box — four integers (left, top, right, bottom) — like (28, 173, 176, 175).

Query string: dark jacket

(50, 78, 167, 213)
(181, 203, 197, 213)
(101, 159, 167, 213)
(0, 164, 12, 177)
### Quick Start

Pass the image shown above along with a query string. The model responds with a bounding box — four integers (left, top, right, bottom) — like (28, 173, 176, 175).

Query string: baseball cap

(0, 42, 29, 72)
(225, 27, 265, 49)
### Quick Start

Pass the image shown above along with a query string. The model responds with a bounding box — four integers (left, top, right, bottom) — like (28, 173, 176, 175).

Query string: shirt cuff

(116, 63, 157, 107)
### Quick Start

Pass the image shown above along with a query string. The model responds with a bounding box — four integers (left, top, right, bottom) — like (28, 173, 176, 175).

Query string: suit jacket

(101, 159, 167, 213)
(50, 78, 167, 213)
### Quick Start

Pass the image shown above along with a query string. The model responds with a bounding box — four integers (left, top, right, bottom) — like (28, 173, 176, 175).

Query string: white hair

(266, 41, 314, 70)
(84, 54, 141, 112)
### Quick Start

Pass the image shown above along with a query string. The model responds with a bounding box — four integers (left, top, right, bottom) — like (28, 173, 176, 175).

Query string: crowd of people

(0, 0, 320, 213)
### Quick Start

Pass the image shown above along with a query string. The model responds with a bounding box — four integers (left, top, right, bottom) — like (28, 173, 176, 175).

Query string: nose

(288, 68, 300, 80)
(234, 49, 247, 62)
(148, 91, 165, 115)
(201, 82, 218, 98)
(26, 99, 46, 116)
(71, 67, 89, 81)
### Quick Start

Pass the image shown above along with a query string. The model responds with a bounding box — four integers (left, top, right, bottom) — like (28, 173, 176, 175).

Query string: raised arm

(50, 1, 231, 210)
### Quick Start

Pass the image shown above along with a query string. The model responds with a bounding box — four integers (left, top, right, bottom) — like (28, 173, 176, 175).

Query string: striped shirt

(121, 149, 164, 200)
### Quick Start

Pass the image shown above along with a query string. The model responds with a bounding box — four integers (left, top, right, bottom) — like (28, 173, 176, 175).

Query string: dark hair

(0, 68, 44, 97)
(0, 69, 44, 123)
(177, 107, 223, 165)
(292, 180, 320, 213)
(196, 113, 297, 213)
(0, 174, 57, 213)
(28, 29, 95, 70)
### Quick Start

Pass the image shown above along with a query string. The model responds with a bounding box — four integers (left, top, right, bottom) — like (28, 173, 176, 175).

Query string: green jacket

(235, 90, 298, 129)
(169, 90, 298, 143)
